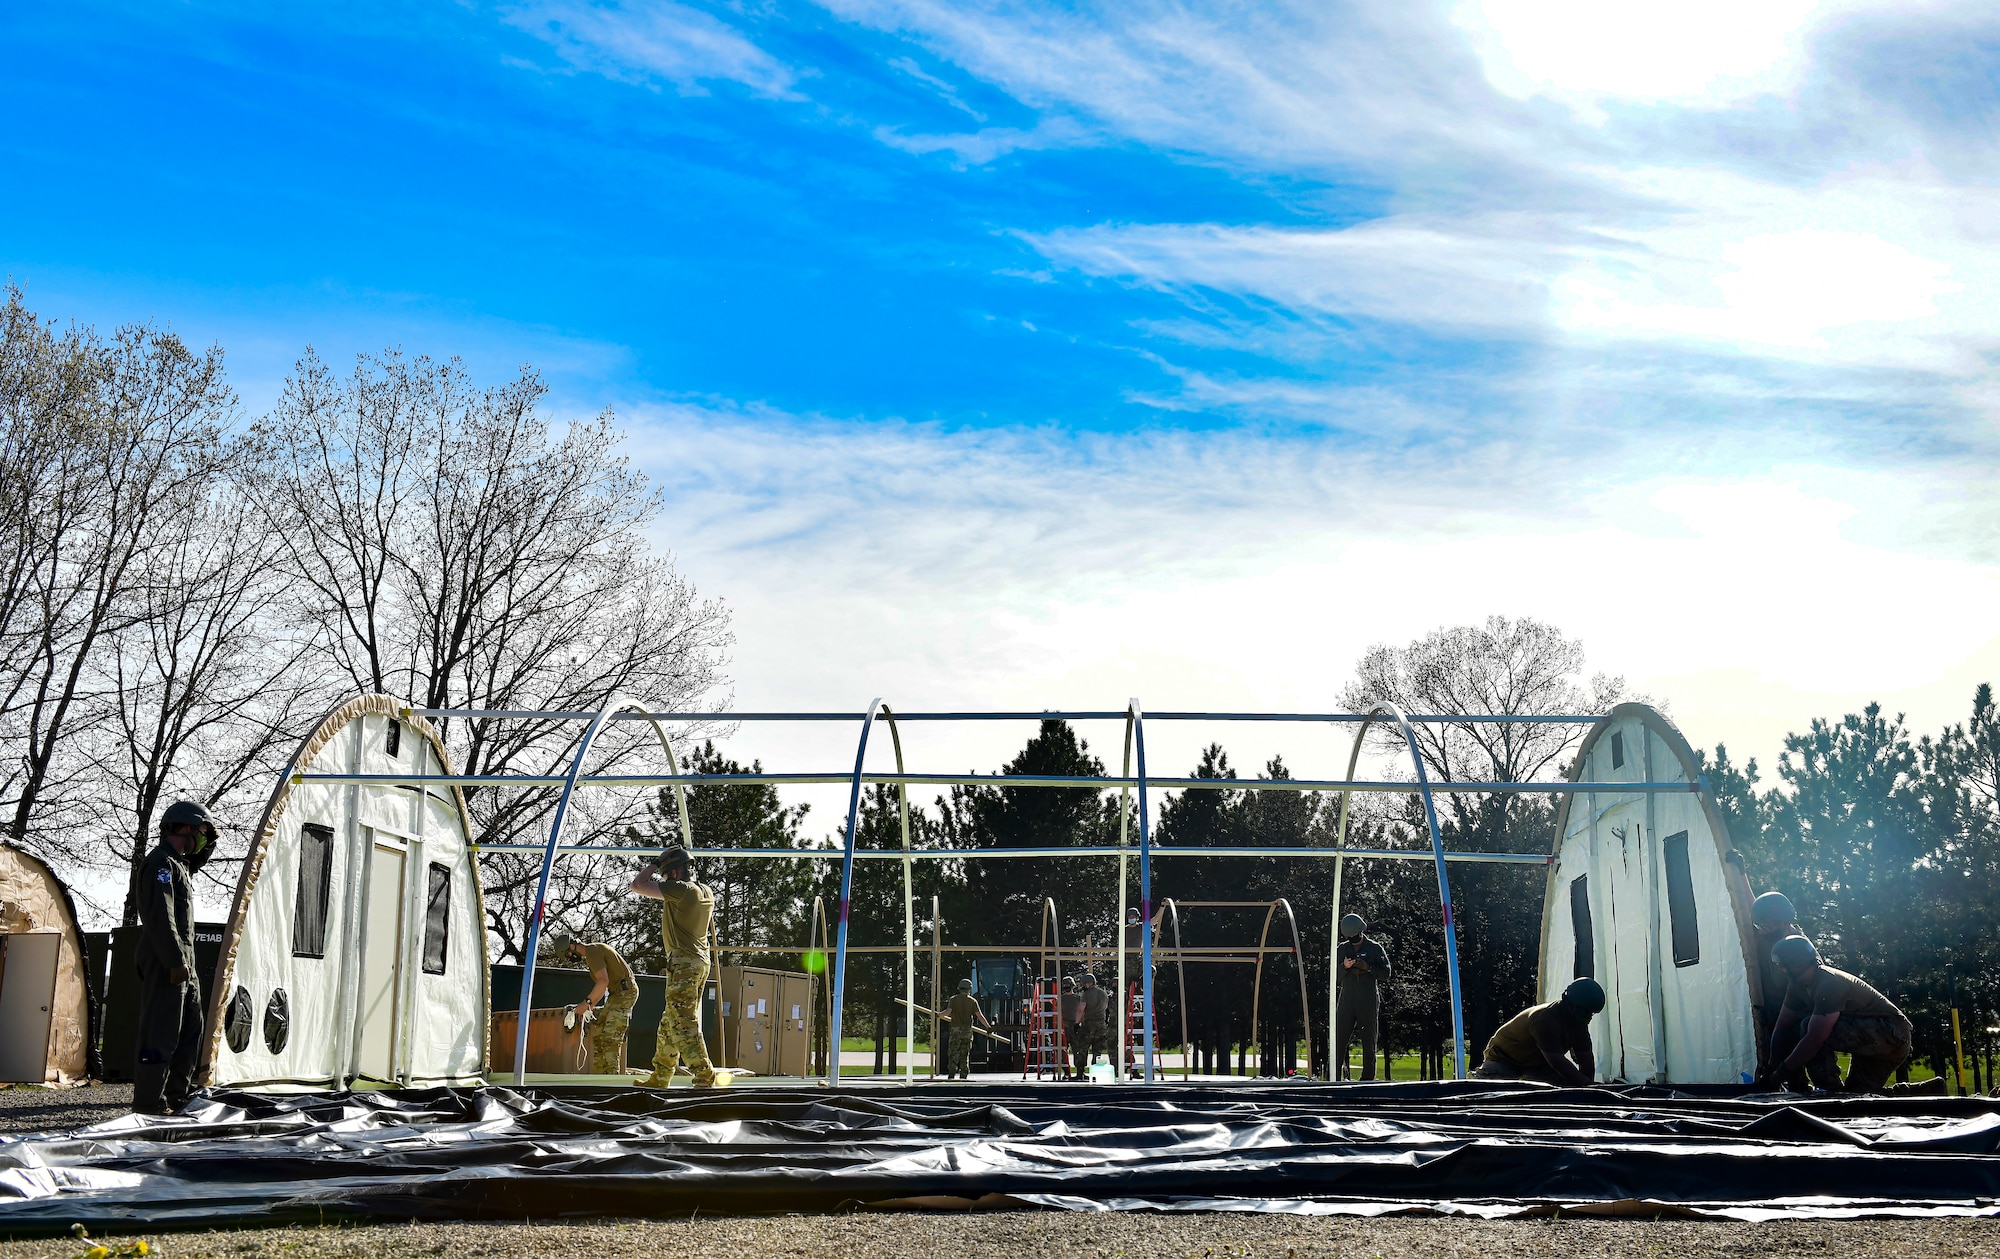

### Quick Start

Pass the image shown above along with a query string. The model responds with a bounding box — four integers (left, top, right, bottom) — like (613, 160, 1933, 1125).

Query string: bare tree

(94, 471, 329, 923)
(250, 349, 733, 962)
(1339, 615, 1628, 1054)
(0, 289, 234, 864)
(1341, 615, 1626, 818)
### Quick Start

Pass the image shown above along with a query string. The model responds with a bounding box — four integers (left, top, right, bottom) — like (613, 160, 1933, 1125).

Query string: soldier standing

(1077, 972, 1108, 1077)
(552, 933, 640, 1074)
(629, 846, 717, 1088)
(945, 977, 990, 1079)
(1758, 936, 1912, 1093)
(1333, 913, 1391, 1080)
(1059, 976, 1083, 1080)
(134, 800, 217, 1115)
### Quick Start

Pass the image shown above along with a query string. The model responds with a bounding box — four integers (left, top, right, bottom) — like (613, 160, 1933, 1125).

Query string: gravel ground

(0, 1085, 131, 1135)
(4, 1215, 2000, 1259)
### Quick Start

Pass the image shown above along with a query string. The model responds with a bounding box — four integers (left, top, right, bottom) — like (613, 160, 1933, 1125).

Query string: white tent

(0, 842, 94, 1083)
(1537, 703, 1759, 1084)
(200, 695, 488, 1088)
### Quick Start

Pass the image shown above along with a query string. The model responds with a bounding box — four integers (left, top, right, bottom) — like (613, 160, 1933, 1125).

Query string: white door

(358, 844, 406, 1081)
(0, 933, 60, 1082)
(1598, 803, 1658, 1081)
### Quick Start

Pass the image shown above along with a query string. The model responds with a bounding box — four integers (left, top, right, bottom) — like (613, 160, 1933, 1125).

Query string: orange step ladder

(1023, 979, 1069, 1080)
(1122, 981, 1151, 1077)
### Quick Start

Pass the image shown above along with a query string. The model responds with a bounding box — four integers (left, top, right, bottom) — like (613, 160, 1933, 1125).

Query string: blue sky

(6, 0, 1384, 427)
(7, 0, 2000, 780)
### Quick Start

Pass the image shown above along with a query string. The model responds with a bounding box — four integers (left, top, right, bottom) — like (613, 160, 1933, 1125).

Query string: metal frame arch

(1248, 898, 1312, 1077)
(513, 691, 662, 1085)
(828, 698, 889, 1078)
(877, 707, 919, 1081)
(1328, 701, 1466, 1079)
(1038, 896, 1064, 989)
(1159, 898, 1189, 1079)
(1039, 896, 1065, 1069)
(626, 710, 695, 851)
(1115, 698, 1158, 1082)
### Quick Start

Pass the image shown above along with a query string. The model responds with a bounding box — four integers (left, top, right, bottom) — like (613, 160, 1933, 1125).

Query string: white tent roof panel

(202, 696, 488, 1089)
(1539, 704, 1757, 1085)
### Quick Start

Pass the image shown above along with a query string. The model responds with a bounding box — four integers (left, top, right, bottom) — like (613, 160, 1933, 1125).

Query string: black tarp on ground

(2, 1081, 1998, 1233)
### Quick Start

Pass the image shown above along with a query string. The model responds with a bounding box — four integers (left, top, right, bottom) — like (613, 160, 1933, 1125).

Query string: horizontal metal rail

(297, 770, 1700, 795)
(410, 708, 1602, 725)
(472, 843, 1551, 864)
(745, 944, 1301, 956)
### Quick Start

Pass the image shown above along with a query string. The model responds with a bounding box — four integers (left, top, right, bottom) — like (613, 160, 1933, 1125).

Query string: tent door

(1598, 802, 1658, 1082)
(0, 933, 60, 1082)
(358, 842, 407, 1081)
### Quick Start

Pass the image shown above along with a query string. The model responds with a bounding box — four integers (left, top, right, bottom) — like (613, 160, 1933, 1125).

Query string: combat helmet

(1750, 891, 1796, 931)
(1561, 977, 1606, 1016)
(1771, 934, 1819, 973)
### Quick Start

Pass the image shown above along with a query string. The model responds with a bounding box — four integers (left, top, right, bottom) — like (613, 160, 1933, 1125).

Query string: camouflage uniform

(1773, 964, 1912, 1093)
(644, 874, 717, 1087)
(1077, 981, 1109, 1072)
(650, 954, 715, 1085)
(946, 991, 981, 1079)
(589, 982, 638, 1073)
(577, 941, 638, 1074)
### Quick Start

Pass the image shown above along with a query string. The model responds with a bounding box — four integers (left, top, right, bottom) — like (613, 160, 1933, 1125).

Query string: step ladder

(1023, 979, 1068, 1080)
(1122, 981, 1151, 1077)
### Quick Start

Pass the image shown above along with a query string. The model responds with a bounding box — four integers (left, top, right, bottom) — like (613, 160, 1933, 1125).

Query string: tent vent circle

(226, 987, 254, 1053)
(263, 988, 291, 1054)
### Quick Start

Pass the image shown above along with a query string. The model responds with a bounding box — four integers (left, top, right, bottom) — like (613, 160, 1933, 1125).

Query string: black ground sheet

(3, 1081, 1999, 1233)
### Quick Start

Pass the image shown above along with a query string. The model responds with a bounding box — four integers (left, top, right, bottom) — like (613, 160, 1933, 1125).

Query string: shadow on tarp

(1, 1081, 1997, 1234)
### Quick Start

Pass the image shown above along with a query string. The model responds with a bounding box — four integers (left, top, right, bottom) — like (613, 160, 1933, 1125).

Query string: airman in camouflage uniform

(1076, 972, 1109, 1076)
(1758, 936, 1911, 1093)
(630, 846, 717, 1087)
(945, 977, 989, 1079)
(552, 934, 639, 1074)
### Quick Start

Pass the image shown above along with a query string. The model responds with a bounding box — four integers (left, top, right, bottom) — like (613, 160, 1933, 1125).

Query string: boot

(132, 1063, 170, 1116)
(164, 1060, 198, 1112)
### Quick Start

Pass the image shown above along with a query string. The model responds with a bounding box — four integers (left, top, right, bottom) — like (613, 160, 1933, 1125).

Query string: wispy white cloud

(1033, 163, 2000, 378)
(873, 116, 1090, 165)
(817, 0, 1532, 173)
(1453, 0, 1832, 110)
(621, 397, 2000, 775)
(824, 0, 2000, 405)
(504, 0, 798, 98)
(489, 0, 2000, 763)
(885, 55, 985, 120)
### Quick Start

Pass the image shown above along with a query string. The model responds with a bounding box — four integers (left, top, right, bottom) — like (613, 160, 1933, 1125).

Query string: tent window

(386, 719, 402, 759)
(225, 987, 254, 1053)
(1610, 731, 1625, 769)
(421, 861, 451, 975)
(1662, 830, 1700, 966)
(264, 988, 290, 1053)
(1569, 875, 1594, 979)
(293, 823, 334, 959)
